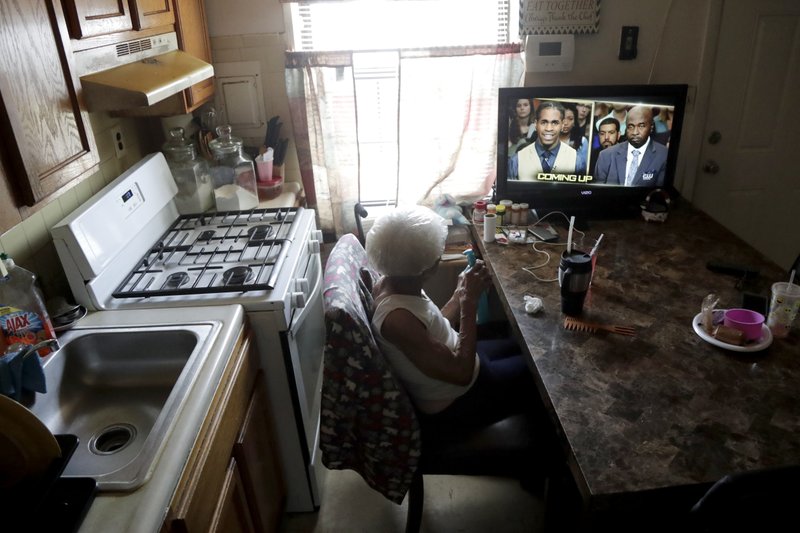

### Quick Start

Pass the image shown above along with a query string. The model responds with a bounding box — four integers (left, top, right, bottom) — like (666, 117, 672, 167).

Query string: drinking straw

(790, 269, 796, 285)
(566, 216, 575, 254)
(589, 233, 604, 257)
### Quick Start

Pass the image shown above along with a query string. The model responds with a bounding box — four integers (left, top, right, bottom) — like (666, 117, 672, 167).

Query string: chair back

(320, 233, 421, 504)
(691, 465, 800, 531)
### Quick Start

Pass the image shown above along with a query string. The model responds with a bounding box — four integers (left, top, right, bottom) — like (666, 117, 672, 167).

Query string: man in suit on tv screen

(594, 106, 668, 186)
(509, 101, 577, 181)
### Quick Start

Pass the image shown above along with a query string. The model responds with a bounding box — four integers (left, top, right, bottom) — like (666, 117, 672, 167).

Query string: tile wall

(209, 32, 300, 185)
(0, 113, 149, 301)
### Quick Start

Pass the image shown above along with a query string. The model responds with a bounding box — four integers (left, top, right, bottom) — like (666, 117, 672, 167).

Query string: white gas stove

(51, 153, 325, 511)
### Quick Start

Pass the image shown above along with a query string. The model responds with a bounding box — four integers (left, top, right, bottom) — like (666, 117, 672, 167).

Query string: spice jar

(162, 127, 214, 214)
(208, 125, 259, 211)
(511, 203, 521, 226)
(495, 204, 506, 226)
(519, 203, 529, 226)
(473, 200, 487, 224)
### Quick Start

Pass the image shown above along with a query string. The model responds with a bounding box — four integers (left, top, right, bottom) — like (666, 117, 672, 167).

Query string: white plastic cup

(483, 213, 497, 243)
(766, 282, 800, 338)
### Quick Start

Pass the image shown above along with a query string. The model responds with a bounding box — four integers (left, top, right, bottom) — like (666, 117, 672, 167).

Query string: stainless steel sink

(25, 324, 216, 491)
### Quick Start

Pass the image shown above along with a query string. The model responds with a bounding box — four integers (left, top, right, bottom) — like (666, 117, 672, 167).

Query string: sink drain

(90, 424, 137, 455)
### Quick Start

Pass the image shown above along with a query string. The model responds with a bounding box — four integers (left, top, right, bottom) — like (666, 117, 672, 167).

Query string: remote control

(706, 261, 760, 279)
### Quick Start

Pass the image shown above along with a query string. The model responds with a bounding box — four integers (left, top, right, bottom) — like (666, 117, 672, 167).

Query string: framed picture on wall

(520, 0, 601, 35)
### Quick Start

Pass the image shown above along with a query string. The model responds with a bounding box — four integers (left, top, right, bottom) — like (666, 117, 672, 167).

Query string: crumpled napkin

(524, 295, 543, 314)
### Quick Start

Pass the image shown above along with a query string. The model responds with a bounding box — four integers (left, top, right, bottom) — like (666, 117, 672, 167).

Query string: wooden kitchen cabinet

(173, 0, 214, 110)
(0, 0, 99, 208)
(130, 0, 175, 30)
(163, 327, 286, 533)
(61, 0, 134, 39)
(211, 458, 257, 533)
(62, 0, 174, 39)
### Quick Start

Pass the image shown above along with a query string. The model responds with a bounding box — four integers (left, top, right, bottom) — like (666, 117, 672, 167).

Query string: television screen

(496, 84, 688, 220)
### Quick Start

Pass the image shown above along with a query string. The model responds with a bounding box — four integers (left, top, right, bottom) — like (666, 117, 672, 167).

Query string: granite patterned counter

(472, 205, 800, 519)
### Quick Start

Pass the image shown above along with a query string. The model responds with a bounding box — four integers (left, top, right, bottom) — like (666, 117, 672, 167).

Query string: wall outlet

(111, 126, 126, 159)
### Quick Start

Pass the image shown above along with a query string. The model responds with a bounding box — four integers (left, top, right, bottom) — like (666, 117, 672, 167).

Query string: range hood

(75, 32, 214, 112)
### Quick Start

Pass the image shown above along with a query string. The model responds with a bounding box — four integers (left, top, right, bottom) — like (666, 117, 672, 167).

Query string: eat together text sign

(521, 0, 600, 35)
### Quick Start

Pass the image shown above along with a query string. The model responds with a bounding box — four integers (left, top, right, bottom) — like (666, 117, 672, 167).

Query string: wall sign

(520, 0, 601, 35)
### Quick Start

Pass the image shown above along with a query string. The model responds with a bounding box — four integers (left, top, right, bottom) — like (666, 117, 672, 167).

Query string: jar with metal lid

(495, 204, 506, 226)
(162, 127, 214, 214)
(208, 125, 259, 211)
(473, 200, 487, 224)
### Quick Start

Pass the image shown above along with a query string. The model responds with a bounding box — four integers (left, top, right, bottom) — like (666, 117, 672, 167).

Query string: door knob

(703, 160, 720, 174)
(707, 131, 722, 144)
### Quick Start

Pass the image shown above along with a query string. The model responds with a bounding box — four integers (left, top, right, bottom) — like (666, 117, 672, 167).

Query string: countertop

(472, 205, 800, 510)
(71, 305, 246, 533)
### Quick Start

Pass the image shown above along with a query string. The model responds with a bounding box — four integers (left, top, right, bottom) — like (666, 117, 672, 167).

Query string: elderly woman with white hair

(367, 205, 547, 431)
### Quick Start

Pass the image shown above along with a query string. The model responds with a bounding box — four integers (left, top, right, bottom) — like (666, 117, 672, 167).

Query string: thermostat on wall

(525, 34, 575, 72)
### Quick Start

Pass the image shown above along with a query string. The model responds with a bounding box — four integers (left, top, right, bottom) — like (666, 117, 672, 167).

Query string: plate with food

(692, 311, 773, 352)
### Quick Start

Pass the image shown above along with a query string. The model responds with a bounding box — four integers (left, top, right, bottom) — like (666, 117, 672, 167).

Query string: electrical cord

(522, 211, 586, 283)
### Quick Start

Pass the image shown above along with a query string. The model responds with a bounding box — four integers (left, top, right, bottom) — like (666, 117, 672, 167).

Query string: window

(290, 0, 515, 52)
(285, 0, 523, 235)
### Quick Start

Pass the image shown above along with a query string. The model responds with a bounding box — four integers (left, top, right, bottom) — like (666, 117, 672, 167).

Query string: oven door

(283, 250, 325, 457)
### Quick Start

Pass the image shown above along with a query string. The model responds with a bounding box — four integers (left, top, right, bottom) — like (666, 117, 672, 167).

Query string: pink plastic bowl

(723, 308, 765, 341)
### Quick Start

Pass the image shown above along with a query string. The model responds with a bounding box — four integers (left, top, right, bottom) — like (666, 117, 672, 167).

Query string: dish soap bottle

(0, 254, 57, 356)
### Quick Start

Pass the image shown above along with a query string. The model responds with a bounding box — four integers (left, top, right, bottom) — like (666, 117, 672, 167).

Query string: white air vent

(116, 38, 154, 57)
(75, 32, 177, 77)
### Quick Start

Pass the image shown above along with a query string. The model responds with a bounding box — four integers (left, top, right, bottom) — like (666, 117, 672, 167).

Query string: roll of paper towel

(483, 213, 497, 242)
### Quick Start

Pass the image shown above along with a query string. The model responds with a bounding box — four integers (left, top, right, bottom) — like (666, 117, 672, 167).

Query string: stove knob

(314, 230, 323, 241)
(291, 291, 306, 309)
(295, 278, 310, 294)
(308, 238, 321, 254)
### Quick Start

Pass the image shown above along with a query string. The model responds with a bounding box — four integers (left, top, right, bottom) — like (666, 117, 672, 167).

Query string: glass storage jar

(161, 127, 214, 214)
(208, 125, 259, 211)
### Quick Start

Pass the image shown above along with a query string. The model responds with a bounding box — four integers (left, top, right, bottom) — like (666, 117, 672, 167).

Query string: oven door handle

(289, 255, 322, 333)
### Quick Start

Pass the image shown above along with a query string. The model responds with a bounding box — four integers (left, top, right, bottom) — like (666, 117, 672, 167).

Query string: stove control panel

(117, 183, 144, 216)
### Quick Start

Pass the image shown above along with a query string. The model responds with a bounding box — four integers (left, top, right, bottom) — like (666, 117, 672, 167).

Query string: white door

(693, 0, 800, 270)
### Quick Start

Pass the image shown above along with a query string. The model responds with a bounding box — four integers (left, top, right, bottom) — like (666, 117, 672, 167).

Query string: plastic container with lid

(473, 200, 487, 224)
(511, 203, 522, 226)
(0, 255, 57, 357)
(495, 204, 506, 226)
(255, 148, 283, 201)
(519, 203, 530, 226)
(208, 125, 259, 211)
(162, 127, 214, 214)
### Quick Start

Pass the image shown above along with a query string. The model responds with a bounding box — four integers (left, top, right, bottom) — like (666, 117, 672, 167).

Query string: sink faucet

(19, 338, 60, 359)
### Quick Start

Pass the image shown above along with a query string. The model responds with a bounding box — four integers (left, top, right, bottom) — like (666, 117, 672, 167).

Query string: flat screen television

(495, 84, 688, 222)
